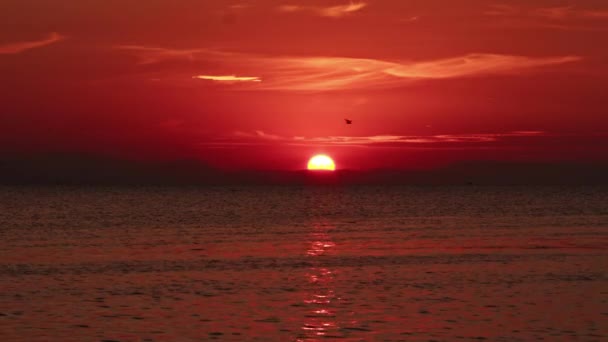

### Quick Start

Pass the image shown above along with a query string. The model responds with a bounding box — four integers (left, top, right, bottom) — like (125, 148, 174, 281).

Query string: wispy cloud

(384, 54, 579, 79)
(0, 32, 65, 55)
(485, 4, 608, 30)
(205, 130, 548, 148)
(484, 4, 519, 16)
(116, 45, 242, 65)
(250, 54, 579, 91)
(193, 75, 261, 82)
(117, 46, 581, 91)
(534, 6, 608, 20)
(235, 130, 282, 140)
(114, 45, 206, 64)
(229, 3, 251, 11)
(533, 6, 574, 20)
(278, 2, 366, 18)
(580, 10, 608, 19)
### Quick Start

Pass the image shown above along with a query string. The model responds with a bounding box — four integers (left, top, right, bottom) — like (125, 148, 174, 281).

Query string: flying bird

(344, 119, 352, 124)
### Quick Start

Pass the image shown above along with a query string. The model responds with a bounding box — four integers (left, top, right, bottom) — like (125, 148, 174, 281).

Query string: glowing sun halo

(307, 154, 336, 171)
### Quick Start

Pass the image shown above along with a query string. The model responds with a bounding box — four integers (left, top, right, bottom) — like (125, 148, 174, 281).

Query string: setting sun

(307, 155, 336, 171)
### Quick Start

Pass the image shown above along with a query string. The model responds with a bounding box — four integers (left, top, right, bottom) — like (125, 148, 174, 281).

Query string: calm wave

(1, 186, 607, 341)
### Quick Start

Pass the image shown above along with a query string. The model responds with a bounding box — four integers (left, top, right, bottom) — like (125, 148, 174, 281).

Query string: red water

(1, 186, 607, 341)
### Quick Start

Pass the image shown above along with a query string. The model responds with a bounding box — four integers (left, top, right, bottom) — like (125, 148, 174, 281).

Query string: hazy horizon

(2, 153, 607, 185)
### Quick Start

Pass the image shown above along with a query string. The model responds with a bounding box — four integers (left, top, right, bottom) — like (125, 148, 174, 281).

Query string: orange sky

(1, 0, 607, 170)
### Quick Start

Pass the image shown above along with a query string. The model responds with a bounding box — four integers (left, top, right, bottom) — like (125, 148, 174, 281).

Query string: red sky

(1, 0, 607, 170)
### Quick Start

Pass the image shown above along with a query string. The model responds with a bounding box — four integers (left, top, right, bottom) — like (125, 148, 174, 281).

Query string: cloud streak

(278, 2, 366, 18)
(193, 75, 261, 82)
(485, 4, 608, 30)
(115, 45, 222, 64)
(0, 32, 65, 54)
(207, 130, 548, 148)
(117, 46, 581, 91)
(580, 10, 608, 19)
(235, 54, 580, 91)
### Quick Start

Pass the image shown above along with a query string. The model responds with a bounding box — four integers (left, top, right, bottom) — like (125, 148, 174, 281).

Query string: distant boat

(344, 119, 352, 124)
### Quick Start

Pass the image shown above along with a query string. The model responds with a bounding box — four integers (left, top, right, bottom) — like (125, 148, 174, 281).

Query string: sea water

(0, 186, 607, 341)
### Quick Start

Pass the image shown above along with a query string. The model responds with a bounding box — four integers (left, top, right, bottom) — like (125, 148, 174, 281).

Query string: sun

(307, 154, 336, 171)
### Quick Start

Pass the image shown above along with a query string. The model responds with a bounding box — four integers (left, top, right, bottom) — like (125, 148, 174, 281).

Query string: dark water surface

(1, 186, 607, 341)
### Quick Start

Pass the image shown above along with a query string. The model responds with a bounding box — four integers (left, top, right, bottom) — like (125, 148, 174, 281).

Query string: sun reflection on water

(297, 220, 346, 341)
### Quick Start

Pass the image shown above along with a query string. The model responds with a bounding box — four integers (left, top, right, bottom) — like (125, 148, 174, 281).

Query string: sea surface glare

(0, 186, 607, 341)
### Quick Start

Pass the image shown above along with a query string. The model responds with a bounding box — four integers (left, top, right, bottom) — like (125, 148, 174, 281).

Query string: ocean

(0, 186, 607, 341)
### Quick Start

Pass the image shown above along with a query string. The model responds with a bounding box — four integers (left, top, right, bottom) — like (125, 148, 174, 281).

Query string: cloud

(533, 6, 574, 20)
(117, 46, 581, 91)
(278, 2, 366, 18)
(319, 2, 367, 18)
(484, 4, 519, 16)
(193, 75, 261, 82)
(115, 45, 218, 64)
(486, 4, 574, 19)
(203, 130, 548, 148)
(278, 5, 300, 13)
(385, 54, 580, 79)
(235, 53, 580, 91)
(580, 10, 608, 19)
(229, 4, 251, 11)
(235, 130, 282, 140)
(485, 4, 608, 29)
(534, 6, 608, 20)
(0, 32, 65, 54)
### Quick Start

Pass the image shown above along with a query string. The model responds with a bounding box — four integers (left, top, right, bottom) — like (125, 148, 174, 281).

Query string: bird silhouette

(344, 119, 352, 124)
